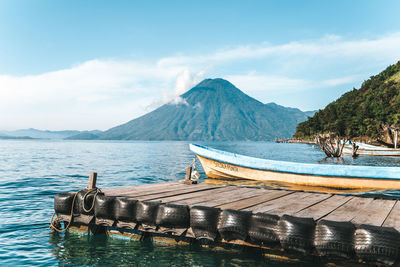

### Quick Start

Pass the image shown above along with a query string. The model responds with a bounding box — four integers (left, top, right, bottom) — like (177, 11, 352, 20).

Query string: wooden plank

(115, 183, 209, 197)
(295, 194, 353, 220)
(216, 190, 294, 210)
(267, 193, 332, 216)
(105, 181, 178, 191)
(110, 184, 186, 197)
(382, 200, 400, 231)
(194, 188, 268, 207)
(174, 187, 260, 207)
(245, 192, 313, 213)
(322, 197, 375, 222)
(152, 186, 238, 203)
(102, 181, 178, 195)
(172, 187, 248, 206)
(351, 198, 396, 226)
(135, 184, 222, 201)
(129, 183, 219, 198)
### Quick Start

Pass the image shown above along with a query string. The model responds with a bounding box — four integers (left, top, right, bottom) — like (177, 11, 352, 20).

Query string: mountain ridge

(0, 129, 102, 139)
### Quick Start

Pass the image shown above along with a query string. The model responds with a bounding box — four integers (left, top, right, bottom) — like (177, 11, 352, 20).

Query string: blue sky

(1, 0, 400, 130)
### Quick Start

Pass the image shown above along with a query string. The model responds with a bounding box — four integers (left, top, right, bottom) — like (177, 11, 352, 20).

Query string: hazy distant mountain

(0, 135, 35, 140)
(0, 128, 102, 139)
(91, 78, 311, 141)
(64, 131, 101, 140)
(304, 110, 317, 117)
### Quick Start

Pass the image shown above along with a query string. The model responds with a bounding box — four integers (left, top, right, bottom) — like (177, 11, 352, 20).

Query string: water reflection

(48, 231, 325, 267)
(204, 178, 372, 195)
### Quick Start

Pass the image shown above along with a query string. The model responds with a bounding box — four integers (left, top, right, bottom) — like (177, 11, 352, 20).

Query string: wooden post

(185, 166, 192, 181)
(87, 172, 97, 189)
(179, 166, 194, 185)
(395, 130, 398, 149)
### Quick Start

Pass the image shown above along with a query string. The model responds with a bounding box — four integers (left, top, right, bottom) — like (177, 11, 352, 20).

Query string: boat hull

(342, 146, 400, 156)
(196, 155, 400, 189)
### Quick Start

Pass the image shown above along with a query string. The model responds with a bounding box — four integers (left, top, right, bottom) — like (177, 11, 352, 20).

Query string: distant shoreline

(275, 138, 315, 144)
(0, 135, 36, 140)
(0, 138, 316, 143)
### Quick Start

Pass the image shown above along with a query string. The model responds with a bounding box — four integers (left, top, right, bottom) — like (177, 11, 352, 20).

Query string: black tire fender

(190, 206, 221, 241)
(354, 224, 400, 266)
(155, 203, 190, 228)
(277, 215, 315, 254)
(314, 219, 355, 258)
(94, 194, 116, 220)
(74, 190, 97, 215)
(217, 209, 251, 241)
(135, 201, 161, 226)
(113, 197, 138, 222)
(54, 192, 75, 215)
(248, 212, 280, 244)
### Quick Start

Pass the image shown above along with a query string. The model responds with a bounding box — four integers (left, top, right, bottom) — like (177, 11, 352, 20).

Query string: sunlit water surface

(1, 140, 399, 266)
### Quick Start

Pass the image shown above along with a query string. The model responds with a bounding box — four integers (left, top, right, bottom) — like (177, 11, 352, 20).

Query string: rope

(50, 191, 79, 233)
(50, 187, 101, 232)
(190, 157, 200, 182)
(191, 157, 197, 172)
(82, 188, 101, 213)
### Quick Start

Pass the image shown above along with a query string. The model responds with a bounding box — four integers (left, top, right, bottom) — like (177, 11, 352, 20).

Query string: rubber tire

(354, 224, 400, 265)
(74, 190, 99, 215)
(248, 212, 280, 244)
(54, 192, 75, 214)
(94, 194, 116, 220)
(277, 215, 315, 254)
(190, 206, 221, 241)
(314, 219, 355, 258)
(135, 201, 160, 226)
(217, 209, 251, 241)
(113, 197, 138, 222)
(155, 203, 190, 228)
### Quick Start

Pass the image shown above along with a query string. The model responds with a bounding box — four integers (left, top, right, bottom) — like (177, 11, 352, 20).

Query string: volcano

(82, 78, 311, 141)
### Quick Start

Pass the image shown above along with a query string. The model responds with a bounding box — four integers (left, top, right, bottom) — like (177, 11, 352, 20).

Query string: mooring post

(185, 166, 192, 181)
(87, 172, 97, 189)
(179, 166, 194, 185)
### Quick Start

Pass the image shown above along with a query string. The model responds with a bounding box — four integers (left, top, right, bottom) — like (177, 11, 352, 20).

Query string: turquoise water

(1, 140, 400, 266)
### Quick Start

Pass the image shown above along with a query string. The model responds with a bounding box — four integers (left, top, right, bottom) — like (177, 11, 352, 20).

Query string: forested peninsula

(294, 61, 400, 147)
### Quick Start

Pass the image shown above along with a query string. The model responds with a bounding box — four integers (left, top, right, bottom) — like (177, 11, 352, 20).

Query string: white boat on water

(190, 144, 400, 190)
(342, 142, 400, 156)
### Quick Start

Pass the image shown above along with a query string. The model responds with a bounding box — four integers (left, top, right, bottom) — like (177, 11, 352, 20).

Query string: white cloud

(0, 59, 184, 130)
(1, 32, 400, 130)
(226, 74, 361, 95)
(158, 32, 400, 66)
(174, 69, 194, 95)
(226, 74, 311, 93)
(320, 76, 362, 87)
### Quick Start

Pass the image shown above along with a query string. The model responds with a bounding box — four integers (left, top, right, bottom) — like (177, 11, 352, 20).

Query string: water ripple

(0, 140, 399, 266)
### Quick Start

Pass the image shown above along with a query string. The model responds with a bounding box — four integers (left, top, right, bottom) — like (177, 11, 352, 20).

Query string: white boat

(190, 144, 400, 189)
(342, 142, 400, 156)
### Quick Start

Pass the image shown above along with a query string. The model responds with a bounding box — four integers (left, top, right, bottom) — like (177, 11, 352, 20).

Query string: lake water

(1, 140, 400, 266)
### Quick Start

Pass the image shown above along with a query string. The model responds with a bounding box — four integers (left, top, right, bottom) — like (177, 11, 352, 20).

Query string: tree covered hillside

(294, 61, 400, 144)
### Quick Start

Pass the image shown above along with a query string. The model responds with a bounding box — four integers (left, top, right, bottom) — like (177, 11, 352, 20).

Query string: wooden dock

(53, 179, 400, 266)
(101, 181, 400, 230)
